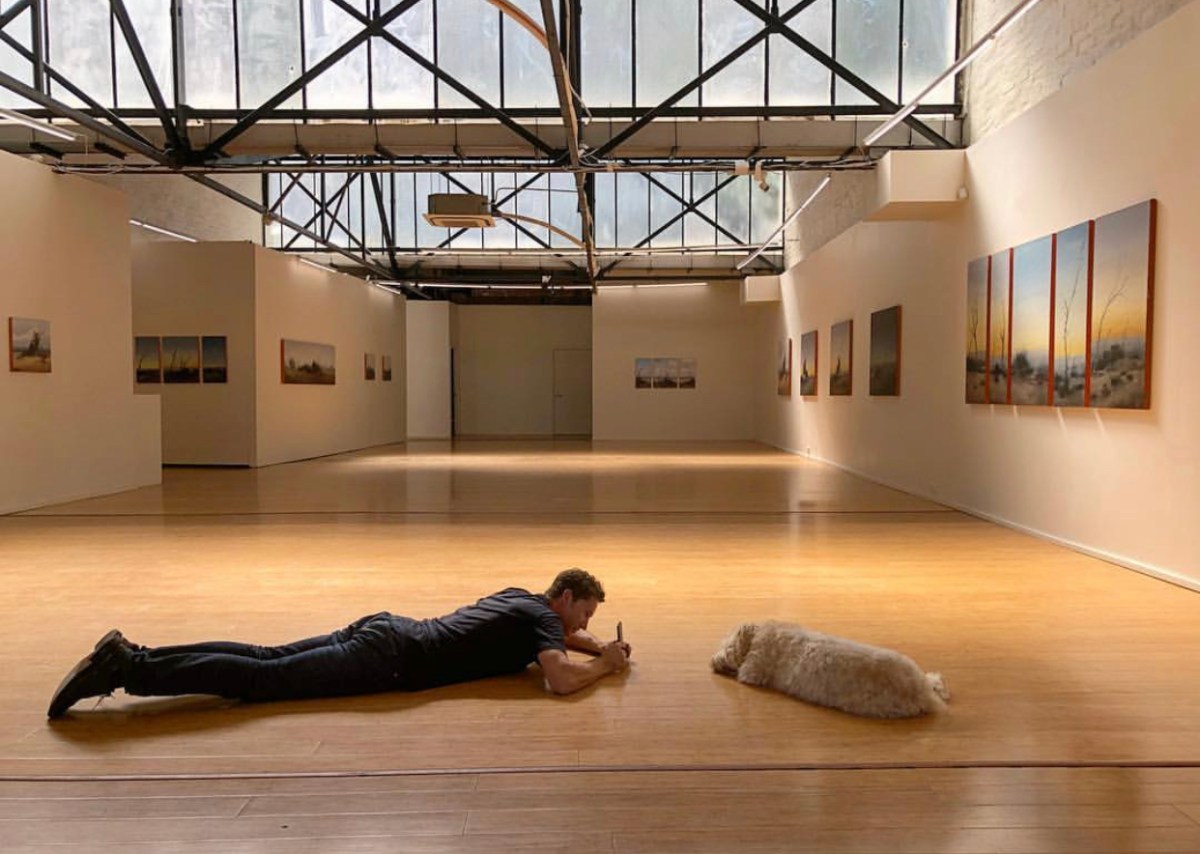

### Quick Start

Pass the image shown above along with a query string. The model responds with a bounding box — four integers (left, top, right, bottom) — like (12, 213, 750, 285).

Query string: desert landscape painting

(9, 317, 51, 373)
(162, 336, 200, 383)
(1088, 200, 1155, 409)
(988, 249, 1011, 404)
(635, 358, 653, 389)
(799, 331, 817, 396)
(202, 336, 227, 383)
(134, 336, 160, 383)
(830, 319, 852, 396)
(965, 258, 988, 403)
(1010, 236, 1053, 405)
(777, 338, 792, 396)
(282, 339, 336, 385)
(869, 306, 901, 396)
(1053, 222, 1090, 407)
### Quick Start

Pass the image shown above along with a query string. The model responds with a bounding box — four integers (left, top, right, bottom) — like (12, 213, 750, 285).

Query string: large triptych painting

(1010, 236, 1053, 405)
(966, 199, 1156, 410)
(965, 258, 988, 403)
(829, 320, 852, 396)
(1089, 200, 1155, 408)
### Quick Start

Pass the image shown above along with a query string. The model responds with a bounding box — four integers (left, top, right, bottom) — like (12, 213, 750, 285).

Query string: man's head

(545, 568, 605, 634)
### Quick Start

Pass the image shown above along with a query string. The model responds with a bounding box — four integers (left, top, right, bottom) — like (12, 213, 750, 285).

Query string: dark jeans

(123, 613, 426, 702)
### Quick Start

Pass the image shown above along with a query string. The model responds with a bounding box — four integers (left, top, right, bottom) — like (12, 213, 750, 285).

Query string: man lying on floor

(48, 568, 631, 718)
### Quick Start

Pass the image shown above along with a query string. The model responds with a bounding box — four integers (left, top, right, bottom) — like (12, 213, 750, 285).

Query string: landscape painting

(635, 358, 654, 389)
(777, 337, 792, 396)
(134, 336, 161, 383)
(869, 306, 901, 396)
(1088, 199, 1155, 409)
(1010, 236, 1053, 405)
(1054, 221, 1090, 407)
(8, 317, 51, 373)
(829, 319, 852, 396)
(201, 336, 227, 383)
(965, 257, 988, 403)
(382, 354, 392, 381)
(282, 339, 336, 385)
(799, 330, 817, 396)
(988, 249, 1011, 404)
(678, 358, 696, 389)
(656, 358, 680, 389)
(364, 353, 377, 381)
(162, 336, 200, 383)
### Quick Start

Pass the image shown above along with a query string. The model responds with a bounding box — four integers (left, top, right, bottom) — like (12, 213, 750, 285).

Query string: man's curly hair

(545, 567, 605, 603)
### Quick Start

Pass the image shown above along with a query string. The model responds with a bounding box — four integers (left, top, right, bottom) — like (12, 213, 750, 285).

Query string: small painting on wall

(134, 336, 161, 383)
(965, 257, 988, 403)
(777, 337, 792, 396)
(282, 339, 336, 385)
(1088, 199, 1156, 409)
(162, 336, 200, 383)
(799, 330, 817, 396)
(364, 353, 377, 381)
(869, 306, 901, 396)
(678, 358, 696, 389)
(988, 249, 1011, 404)
(201, 336, 228, 384)
(8, 317, 51, 373)
(654, 358, 679, 389)
(830, 319, 852, 396)
(1011, 236, 1053, 405)
(1053, 221, 1090, 407)
(634, 358, 654, 389)
(381, 354, 393, 381)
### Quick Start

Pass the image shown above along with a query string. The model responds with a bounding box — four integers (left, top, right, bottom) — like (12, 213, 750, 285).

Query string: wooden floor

(2, 440, 1199, 851)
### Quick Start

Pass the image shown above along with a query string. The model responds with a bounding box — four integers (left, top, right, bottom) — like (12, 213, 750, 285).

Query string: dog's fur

(711, 621, 949, 718)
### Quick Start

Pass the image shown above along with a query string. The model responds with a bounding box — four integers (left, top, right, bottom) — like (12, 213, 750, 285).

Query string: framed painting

(965, 257, 988, 403)
(869, 306, 901, 396)
(201, 336, 227, 384)
(634, 358, 653, 389)
(988, 248, 1011, 404)
(1088, 199, 1156, 409)
(364, 353, 377, 381)
(654, 358, 679, 389)
(162, 336, 200, 383)
(799, 330, 817, 396)
(678, 358, 696, 390)
(777, 337, 792, 396)
(1053, 221, 1090, 407)
(134, 336, 161, 383)
(1011, 236, 1053, 405)
(830, 319, 852, 396)
(8, 317, 51, 373)
(381, 354, 392, 381)
(282, 339, 336, 385)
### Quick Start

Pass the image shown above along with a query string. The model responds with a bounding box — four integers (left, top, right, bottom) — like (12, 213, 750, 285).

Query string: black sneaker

(47, 630, 131, 719)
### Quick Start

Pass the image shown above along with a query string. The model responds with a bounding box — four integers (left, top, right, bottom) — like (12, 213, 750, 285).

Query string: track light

(0, 107, 79, 142)
(129, 219, 198, 243)
(736, 175, 831, 271)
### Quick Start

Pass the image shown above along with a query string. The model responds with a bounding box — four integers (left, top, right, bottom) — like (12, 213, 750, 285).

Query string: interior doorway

(552, 348, 592, 437)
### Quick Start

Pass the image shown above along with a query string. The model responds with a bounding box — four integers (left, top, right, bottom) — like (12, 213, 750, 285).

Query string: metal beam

(110, 0, 186, 155)
(0, 0, 31, 31)
(331, 0, 559, 159)
(201, 0, 426, 159)
(727, 0, 954, 149)
(369, 171, 400, 274)
(540, 0, 595, 287)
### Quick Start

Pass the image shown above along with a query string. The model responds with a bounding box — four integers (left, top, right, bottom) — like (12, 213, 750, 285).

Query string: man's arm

(537, 644, 627, 695)
(566, 629, 632, 658)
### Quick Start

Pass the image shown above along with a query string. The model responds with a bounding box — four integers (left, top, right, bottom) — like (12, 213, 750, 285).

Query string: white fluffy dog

(712, 621, 949, 718)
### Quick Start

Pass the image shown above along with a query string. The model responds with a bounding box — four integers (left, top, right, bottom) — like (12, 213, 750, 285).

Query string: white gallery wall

(255, 247, 406, 466)
(406, 300, 451, 439)
(132, 242, 256, 465)
(0, 151, 161, 513)
(756, 3, 1200, 587)
(594, 284, 758, 440)
(452, 305, 591, 437)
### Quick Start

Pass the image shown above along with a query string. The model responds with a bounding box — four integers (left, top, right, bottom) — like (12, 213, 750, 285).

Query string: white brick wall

(965, 0, 1194, 142)
(783, 170, 876, 269)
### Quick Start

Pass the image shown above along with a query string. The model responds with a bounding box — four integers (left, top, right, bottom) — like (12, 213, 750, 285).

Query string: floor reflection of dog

(712, 621, 949, 718)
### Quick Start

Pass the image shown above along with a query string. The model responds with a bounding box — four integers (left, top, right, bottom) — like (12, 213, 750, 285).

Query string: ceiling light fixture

(863, 0, 1048, 147)
(0, 107, 79, 142)
(736, 174, 831, 271)
(299, 257, 335, 273)
(129, 219, 198, 242)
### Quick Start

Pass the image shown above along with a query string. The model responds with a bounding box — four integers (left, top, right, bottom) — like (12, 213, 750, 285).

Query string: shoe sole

(47, 630, 123, 719)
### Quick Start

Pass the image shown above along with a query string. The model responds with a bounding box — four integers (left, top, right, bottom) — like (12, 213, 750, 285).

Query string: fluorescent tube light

(0, 107, 78, 142)
(736, 175, 831, 271)
(129, 219, 198, 243)
(863, 0, 1048, 147)
(601, 282, 709, 290)
(299, 258, 333, 273)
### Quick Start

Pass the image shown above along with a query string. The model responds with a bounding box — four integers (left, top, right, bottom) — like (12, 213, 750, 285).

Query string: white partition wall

(0, 151, 161, 513)
(593, 283, 758, 441)
(756, 3, 1200, 587)
(406, 300, 451, 439)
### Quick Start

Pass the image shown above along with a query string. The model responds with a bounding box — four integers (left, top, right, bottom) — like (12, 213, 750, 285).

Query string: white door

(552, 349, 592, 436)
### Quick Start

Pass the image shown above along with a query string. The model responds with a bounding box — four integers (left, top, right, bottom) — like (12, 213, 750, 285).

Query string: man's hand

(600, 641, 629, 672)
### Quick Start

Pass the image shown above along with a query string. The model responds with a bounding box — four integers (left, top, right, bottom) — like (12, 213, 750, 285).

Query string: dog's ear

(712, 622, 757, 674)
